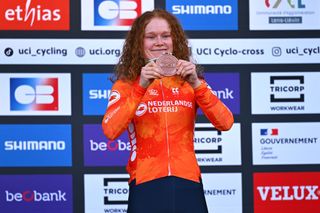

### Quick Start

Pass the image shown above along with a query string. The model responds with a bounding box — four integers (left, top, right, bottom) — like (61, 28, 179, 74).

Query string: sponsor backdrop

(0, 0, 319, 213)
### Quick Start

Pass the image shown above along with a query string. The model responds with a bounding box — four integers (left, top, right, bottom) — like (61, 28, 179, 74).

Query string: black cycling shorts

(127, 176, 209, 213)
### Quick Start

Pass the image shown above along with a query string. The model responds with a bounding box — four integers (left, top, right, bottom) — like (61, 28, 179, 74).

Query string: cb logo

(10, 78, 58, 111)
(94, 0, 141, 26)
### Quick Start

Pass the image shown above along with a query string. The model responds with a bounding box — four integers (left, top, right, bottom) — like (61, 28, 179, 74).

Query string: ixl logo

(265, 0, 306, 8)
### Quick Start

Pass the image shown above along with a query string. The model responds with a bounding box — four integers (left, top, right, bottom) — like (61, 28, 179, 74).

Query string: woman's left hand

(176, 59, 201, 88)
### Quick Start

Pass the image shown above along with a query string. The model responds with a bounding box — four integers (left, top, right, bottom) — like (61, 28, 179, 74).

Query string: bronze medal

(156, 53, 178, 76)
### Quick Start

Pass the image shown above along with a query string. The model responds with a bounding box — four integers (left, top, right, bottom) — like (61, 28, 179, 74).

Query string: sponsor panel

(0, 175, 73, 213)
(252, 122, 320, 165)
(250, 0, 320, 30)
(195, 123, 241, 166)
(190, 38, 320, 64)
(83, 73, 113, 115)
(252, 72, 320, 114)
(83, 124, 130, 166)
(166, 0, 238, 30)
(254, 172, 320, 213)
(1, 38, 320, 64)
(0, 124, 72, 167)
(0, 39, 123, 64)
(81, 0, 154, 30)
(84, 174, 129, 213)
(202, 72, 240, 115)
(0, 73, 71, 116)
(0, 0, 69, 30)
(202, 173, 242, 213)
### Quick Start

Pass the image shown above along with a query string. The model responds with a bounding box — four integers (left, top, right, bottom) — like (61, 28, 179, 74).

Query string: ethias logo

(0, 0, 69, 30)
(10, 78, 59, 111)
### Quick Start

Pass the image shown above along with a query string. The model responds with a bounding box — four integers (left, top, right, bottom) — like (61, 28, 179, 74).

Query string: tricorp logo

(10, 78, 58, 111)
(254, 172, 320, 213)
(0, 0, 69, 30)
(270, 76, 304, 103)
(84, 174, 129, 213)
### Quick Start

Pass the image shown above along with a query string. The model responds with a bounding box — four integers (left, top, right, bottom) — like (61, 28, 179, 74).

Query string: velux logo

(257, 185, 319, 201)
(0, 0, 69, 30)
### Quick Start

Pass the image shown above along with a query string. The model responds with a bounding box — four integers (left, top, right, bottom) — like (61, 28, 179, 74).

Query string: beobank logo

(0, 175, 72, 213)
(83, 124, 130, 166)
(254, 172, 320, 213)
(5, 190, 67, 202)
(0, 0, 70, 30)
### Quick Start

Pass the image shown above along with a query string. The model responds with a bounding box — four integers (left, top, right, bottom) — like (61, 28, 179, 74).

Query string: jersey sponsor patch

(107, 90, 120, 107)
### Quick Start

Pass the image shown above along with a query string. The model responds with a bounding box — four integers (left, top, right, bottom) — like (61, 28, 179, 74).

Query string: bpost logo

(254, 172, 320, 213)
(265, 0, 306, 9)
(0, 124, 72, 167)
(0, 175, 73, 213)
(83, 124, 130, 166)
(10, 78, 58, 111)
(83, 73, 113, 115)
(81, 0, 154, 30)
(85, 174, 129, 213)
(166, 0, 238, 30)
(194, 123, 241, 166)
(0, 0, 69, 30)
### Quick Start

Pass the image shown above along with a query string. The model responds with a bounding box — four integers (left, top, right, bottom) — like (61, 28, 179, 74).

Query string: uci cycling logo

(265, 0, 306, 8)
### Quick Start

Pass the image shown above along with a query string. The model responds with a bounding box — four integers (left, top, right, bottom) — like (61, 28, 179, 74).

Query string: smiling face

(143, 17, 173, 60)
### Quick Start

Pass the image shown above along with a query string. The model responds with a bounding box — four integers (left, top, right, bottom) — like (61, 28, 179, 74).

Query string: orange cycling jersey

(102, 76, 234, 185)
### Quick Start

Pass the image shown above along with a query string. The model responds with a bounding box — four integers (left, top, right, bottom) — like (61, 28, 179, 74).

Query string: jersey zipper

(160, 80, 171, 176)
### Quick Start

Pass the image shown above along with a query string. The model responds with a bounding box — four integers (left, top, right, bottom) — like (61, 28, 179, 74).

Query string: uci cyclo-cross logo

(94, 0, 141, 26)
(265, 0, 306, 8)
(10, 78, 58, 111)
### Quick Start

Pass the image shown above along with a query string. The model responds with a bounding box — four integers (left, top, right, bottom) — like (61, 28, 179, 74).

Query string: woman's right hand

(139, 61, 162, 88)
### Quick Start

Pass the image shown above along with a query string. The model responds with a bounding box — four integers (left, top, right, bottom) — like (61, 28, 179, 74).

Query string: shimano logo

(172, 5, 232, 15)
(4, 140, 66, 151)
